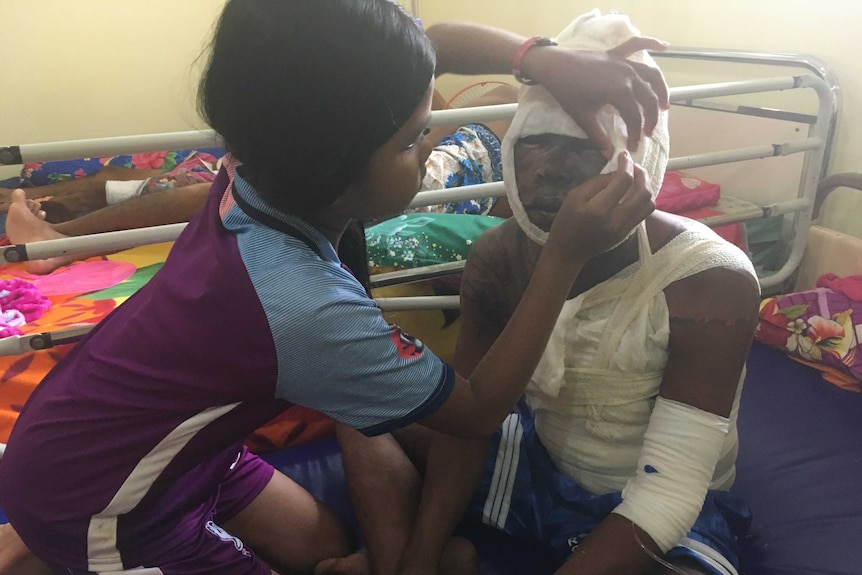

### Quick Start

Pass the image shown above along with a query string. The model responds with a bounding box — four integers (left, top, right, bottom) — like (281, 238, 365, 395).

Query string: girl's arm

(425, 22, 670, 155)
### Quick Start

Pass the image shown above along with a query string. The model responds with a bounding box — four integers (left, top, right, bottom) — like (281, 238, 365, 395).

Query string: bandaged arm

(613, 396, 730, 553)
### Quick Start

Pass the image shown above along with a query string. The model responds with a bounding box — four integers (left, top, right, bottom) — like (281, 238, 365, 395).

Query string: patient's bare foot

(5, 189, 77, 274)
(314, 552, 369, 575)
(314, 537, 479, 575)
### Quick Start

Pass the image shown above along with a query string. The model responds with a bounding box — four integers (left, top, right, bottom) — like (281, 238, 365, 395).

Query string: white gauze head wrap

(502, 9, 670, 245)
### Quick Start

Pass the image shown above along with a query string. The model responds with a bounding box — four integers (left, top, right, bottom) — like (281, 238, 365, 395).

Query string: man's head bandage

(502, 9, 670, 245)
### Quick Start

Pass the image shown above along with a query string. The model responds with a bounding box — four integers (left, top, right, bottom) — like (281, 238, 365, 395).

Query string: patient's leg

(0, 166, 162, 213)
(5, 183, 210, 274)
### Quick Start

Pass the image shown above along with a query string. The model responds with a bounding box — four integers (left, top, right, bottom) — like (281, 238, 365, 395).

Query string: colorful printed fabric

(366, 212, 505, 269)
(19, 148, 225, 187)
(415, 123, 502, 215)
(756, 282, 862, 391)
(0, 279, 51, 338)
(139, 152, 222, 193)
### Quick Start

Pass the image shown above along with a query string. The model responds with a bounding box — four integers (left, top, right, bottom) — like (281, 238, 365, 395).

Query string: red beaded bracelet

(512, 35, 558, 85)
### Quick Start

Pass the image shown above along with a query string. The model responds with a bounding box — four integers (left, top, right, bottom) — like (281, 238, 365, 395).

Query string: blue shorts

(468, 413, 752, 575)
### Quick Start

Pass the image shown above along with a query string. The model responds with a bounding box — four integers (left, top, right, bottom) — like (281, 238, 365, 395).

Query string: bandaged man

(324, 11, 761, 575)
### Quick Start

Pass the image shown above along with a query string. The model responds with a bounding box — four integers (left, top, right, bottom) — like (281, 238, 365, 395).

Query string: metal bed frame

(0, 49, 841, 358)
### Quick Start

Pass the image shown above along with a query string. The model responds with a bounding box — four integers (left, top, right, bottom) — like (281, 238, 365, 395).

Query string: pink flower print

(798, 310, 854, 362)
(131, 152, 168, 170)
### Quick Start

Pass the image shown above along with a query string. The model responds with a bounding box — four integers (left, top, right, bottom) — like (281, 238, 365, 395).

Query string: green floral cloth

(366, 213, 504, 269)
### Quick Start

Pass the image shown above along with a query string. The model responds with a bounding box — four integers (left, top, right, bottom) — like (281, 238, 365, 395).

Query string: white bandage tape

(105, 179, 148, 206)
(613, 397, 730, 553)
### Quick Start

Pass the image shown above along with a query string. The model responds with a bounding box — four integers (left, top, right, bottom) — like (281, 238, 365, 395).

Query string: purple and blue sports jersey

(0, 166, 453, 571)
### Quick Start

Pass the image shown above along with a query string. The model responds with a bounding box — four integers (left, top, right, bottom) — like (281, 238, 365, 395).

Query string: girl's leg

(220, 468, 353, 574)
(0, 523, 52, 575)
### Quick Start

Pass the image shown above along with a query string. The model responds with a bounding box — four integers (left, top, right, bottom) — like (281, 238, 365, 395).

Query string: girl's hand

(525, 37, 671, 157)
(546, 151, 655, 262)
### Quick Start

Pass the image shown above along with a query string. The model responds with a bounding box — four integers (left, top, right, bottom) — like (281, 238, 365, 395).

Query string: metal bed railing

(0, 50, 840, 356)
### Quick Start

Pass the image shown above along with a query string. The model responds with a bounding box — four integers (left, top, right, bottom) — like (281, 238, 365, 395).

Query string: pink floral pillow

(756, 286, 862, 384)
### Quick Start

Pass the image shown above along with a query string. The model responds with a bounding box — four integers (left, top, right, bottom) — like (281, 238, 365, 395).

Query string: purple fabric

(731, 342, 862, 575)
(756, 287, 862, 385)
(0, 278, 51, 338)
(0, 168, 291, 570)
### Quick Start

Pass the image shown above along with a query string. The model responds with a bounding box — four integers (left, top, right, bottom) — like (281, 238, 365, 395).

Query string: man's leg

(0, 165, 162, 213)
(4, 184, 209, 274)
(316, 423, 481, 575)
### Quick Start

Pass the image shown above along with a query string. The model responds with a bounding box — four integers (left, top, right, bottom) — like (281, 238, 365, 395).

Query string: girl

(0, 1, 666, 573)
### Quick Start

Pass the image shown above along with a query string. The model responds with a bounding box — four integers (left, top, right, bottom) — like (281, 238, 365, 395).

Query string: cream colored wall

(417, 0, 862, 237)
(0, 0, 226, 178)
(3, 1, 860, 236)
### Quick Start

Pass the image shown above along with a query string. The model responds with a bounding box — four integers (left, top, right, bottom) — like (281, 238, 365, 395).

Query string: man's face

(513, 134, 607, 232)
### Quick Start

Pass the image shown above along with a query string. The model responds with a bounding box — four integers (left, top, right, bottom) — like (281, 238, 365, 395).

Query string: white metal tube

(15, 131, 222, 165)
(5, 131, 820, 262)
(0, 297, 459, 358)
(669, 77, 800, 103)
(697, 198, 811, 227)
(427, 103, 518, 128)
(6, 75, 814, 165)
(5, 223, 187, 263)
(409, 181, 504, 208)
(666, 138, 822, 171)
(376, 296, 460, 312)
(759, 76, 833, 290)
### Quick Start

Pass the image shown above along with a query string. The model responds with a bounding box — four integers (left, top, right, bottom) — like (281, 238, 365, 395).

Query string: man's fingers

(590, 152, 635, 208)
(615, 165, 655, 224)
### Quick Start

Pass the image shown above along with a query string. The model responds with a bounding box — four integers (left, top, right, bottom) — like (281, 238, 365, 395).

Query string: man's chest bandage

(613, 396, 730, 552)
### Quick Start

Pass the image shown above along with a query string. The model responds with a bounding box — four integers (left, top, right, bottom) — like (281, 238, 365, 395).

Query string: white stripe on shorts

(677, 536, 739, 575)
(482, 413, 523, 530)
(87, 403, 241, 572)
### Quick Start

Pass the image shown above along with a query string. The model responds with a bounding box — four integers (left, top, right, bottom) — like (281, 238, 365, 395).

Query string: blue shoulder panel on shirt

(224, 178, 452, 434)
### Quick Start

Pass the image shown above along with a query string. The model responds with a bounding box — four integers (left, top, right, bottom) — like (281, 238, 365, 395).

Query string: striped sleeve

(266, 260, 454, 435)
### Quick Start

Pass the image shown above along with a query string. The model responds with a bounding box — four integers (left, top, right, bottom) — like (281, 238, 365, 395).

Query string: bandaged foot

(5, 189, 76, 275)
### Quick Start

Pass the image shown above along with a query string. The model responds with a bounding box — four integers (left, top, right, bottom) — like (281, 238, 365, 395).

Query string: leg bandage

(105, 179, 148, 205)
(613, 397, 730, 552)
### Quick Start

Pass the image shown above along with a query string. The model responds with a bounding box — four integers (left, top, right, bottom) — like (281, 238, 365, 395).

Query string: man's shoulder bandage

(613, 397, 730, 552)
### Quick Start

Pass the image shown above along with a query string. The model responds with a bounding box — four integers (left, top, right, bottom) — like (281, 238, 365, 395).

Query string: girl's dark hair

(337, 219, 371, 293)
(199, 0, 435, 214)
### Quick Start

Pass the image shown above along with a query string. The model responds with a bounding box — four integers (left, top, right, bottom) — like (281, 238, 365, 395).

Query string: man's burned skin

(513, 134, 607, 231)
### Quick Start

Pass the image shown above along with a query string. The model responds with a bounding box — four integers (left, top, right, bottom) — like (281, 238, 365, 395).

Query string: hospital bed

(1, 48, 860, 574)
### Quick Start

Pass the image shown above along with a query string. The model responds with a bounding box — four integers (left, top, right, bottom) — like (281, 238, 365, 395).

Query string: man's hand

(546, 151, 655, 262)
